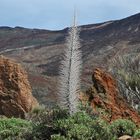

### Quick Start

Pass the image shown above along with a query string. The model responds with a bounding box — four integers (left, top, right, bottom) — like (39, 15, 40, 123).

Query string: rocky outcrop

(0, 56, 38, 118)
(83, 68, 140, 125)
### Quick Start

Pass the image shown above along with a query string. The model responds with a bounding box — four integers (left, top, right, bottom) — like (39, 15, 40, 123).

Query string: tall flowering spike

(58, 13, 82, 115)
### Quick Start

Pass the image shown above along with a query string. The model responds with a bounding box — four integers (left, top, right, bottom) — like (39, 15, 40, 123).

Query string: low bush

(51, 134, 67, 140)
(109, 119, 136, 137)
(0, 117, 32, 139)
(26, 108, 115, 139)
(0, 108, 139, 140)
(26, 107, 69, 139)
(134, 129, 140, 139)
(54, 111, 114, 140)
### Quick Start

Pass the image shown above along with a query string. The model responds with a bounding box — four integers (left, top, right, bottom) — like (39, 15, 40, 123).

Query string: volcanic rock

(84, 68, 140, 125)
(0, 56, 38, 118)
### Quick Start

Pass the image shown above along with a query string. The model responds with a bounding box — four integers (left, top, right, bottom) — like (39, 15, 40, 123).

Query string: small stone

(118, 135, 132, 140)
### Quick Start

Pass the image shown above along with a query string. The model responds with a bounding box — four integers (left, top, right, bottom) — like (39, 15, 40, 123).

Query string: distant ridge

(0, 12, 139, 106)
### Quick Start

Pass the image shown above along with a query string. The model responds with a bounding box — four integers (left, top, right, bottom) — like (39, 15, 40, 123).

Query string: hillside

(0, 13, 140, 106)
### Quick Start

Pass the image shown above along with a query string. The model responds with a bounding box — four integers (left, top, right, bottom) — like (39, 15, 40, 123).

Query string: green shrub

(51, 134, 68, 140)
(0, 117, 32, 139)
(31, 105, 46, 114)
(0, 108, 137, 140)
(90, 118, 115, 140)
(26, 107, 69, 140)
(109, 119, 136, 137)
(27, 106, 69, 123)
(134, 129, 140, 138)
(54, 111, 114, 140)
(67, 124, 92, 140)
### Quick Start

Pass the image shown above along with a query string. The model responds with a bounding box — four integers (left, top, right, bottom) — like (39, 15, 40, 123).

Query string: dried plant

(58, 14, 82, 115)
(109, 54, 140, 109)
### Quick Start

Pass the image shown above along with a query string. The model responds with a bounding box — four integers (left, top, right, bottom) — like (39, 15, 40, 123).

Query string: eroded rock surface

(84, 68, 140, 125)
(0, 56, 38, 118)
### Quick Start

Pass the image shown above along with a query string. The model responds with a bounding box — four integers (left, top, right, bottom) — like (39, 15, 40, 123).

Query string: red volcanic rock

(0, 56, 38, 118)
(85, 68, 140, 125)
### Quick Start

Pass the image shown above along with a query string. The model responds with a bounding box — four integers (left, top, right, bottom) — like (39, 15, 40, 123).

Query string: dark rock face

(0, 56, 38, 118)
(85, 68, 140, 125)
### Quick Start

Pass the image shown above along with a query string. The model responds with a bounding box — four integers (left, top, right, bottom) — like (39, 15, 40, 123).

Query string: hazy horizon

(0, 0, 140, 30)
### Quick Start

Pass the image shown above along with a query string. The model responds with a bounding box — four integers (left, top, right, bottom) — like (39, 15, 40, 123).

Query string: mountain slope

(0, 13, 140, 106)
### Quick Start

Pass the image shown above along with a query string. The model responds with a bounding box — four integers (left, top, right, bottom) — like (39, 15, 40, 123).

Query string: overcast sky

(0, 0, 140, 30)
